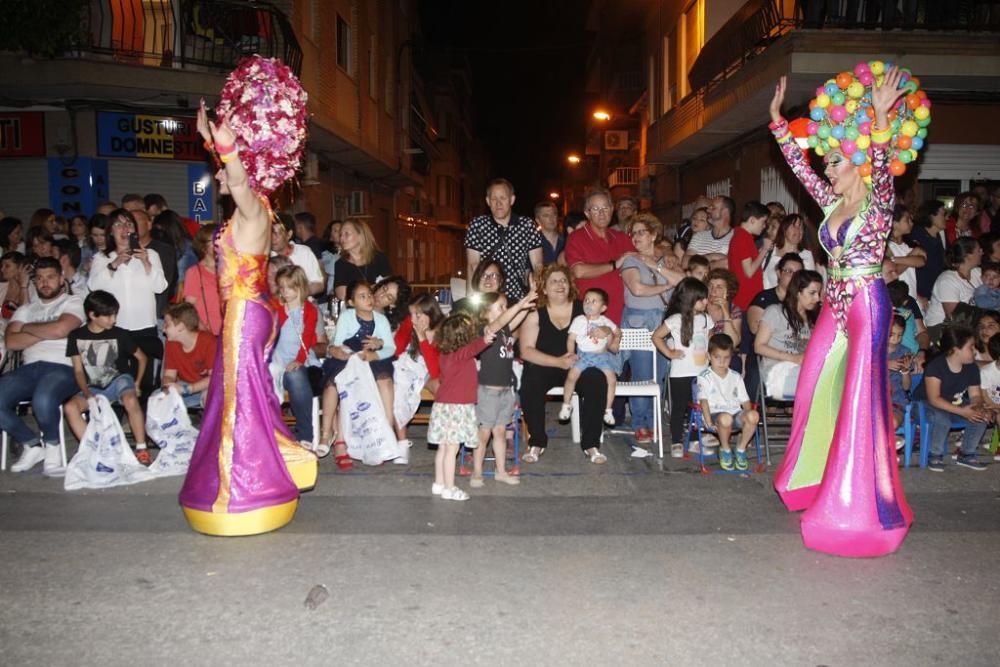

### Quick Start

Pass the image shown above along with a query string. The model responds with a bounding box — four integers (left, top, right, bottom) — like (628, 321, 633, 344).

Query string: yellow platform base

(182, 499, 298, 536)
(286, 459, 318, 492)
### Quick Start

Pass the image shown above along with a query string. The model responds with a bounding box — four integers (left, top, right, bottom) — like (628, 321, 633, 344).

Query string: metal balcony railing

(608, 166, 639, 188)
(72, 0, 302, 74)
(688, 0, 1000, 94)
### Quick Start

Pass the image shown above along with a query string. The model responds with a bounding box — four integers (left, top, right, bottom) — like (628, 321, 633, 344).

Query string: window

(369, 35, 377, 98)
(662, 35, 673, 114)
(336, 15, 352, 75)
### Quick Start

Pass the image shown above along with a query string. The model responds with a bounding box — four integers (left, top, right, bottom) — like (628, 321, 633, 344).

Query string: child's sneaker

(441, 486, 469, 501)
(956, 456, 987, 471)
(719, 449, 734, 471)
(603, 408, 615, 426)
(431, 483, 444, 495)
(734, 449, 749, 471)
(927, 457, 945, 472)
(558, 403, 573, 421)
(670, 442, 683, 458)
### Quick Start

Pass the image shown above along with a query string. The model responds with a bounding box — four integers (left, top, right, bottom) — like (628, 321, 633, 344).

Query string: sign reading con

(0, 112, 45, 157)
(97, 112, 202, 160)
(47, 158, 109, 217)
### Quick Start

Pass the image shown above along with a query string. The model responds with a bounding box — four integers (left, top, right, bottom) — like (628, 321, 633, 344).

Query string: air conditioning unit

(349, 190, 367, 216)
(301, 152, 319, 186)
(604, 130, 628, 151)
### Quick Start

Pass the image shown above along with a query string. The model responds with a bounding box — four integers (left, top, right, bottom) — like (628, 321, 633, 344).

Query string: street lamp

(567, 154, 581, 164)
(593, 110, 611, 121)
(548, 191, 559, 199)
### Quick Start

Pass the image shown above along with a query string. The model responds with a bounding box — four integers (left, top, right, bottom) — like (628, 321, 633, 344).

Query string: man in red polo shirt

(565, 188, 636, 322)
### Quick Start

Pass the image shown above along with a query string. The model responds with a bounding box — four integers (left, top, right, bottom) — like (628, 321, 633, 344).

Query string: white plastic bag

(765, 361, 801, 400)
(64, 395, 154, 490)
(335, 355, 400, 465)
(145, 386, 198, 477)
(392, 352, 428, 428)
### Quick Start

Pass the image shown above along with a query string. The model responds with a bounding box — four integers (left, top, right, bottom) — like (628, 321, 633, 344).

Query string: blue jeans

(620, 306, 668, 431)
(923, 403, 988, 460)
(283, 365, 319, 443)
(0, 361, 79, 445)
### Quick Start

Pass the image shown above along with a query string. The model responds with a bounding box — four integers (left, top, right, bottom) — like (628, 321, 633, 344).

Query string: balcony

(607, 166, 639, 188)
(0, 0, 301, 108)
(649, 0, 1000, 165)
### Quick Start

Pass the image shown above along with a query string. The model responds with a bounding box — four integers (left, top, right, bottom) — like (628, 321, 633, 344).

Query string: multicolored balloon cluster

(801, 61, 931, 177)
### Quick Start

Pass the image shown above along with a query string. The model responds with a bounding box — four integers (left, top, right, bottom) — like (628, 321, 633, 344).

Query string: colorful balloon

(831, 125, 845, 140)
(836, 72, 853, 89)
(816, 93, 831, 108)
(830, 106, 847, 122)
(851, 150, 867, 166)
(810, 107, 826, 121)
(890, 159, 906, 176)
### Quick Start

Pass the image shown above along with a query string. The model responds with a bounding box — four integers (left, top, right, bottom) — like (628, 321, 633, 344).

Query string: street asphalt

(1, 413, 998, 666)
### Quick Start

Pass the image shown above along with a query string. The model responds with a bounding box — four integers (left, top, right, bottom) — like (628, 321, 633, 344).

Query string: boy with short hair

(696, 333, 759, 471)
(687, 254, 711, 283)
(973, 261, 1000, 311)
(162, 302, 216, 408)
(64, 290, 150, 463)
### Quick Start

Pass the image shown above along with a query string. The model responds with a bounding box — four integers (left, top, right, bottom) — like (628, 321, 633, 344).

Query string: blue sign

(48, 157, 109, 217)
(187, 164, 214, 223)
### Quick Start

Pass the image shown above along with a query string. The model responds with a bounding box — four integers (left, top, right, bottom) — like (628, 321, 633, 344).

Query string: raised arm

(868, 66, 907, 215)
(768, 77, 837, 208)
(197, 99, 269, 253)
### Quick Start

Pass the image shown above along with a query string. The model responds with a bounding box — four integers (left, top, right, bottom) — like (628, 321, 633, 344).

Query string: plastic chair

(1, 403, 68, 472)
(754, 356, 789, 465)
(915, 400, 975, 468)
(613, 328, 666, 458)
(898, 373, 922, 468)
(682, 378, 765, 474)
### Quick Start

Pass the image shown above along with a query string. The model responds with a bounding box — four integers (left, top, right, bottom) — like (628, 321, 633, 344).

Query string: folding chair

(614, 328, 666, 458)
(1, 403, 68, 472)
(683, 378, 765, 474)
(754, 356, 789, 465)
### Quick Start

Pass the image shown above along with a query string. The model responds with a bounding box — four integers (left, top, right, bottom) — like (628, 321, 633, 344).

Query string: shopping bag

(335, 355, 400, 465)
(765, 361, 801, 400)
(392, 352, 428, 428)
(145, 386, 198, 477)
(64, 395, 154, 490)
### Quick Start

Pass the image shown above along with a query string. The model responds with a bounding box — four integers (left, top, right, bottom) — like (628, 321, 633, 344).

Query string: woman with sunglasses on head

(767, 66, 914, 556)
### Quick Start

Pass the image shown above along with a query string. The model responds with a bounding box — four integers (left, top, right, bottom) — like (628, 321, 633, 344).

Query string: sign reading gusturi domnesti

(97, 112, 202, 161)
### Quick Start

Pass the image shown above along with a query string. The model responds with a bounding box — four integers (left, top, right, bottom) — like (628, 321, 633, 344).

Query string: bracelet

(219, 150, 239, 164)
(215, 141, 236, 155)
(609, 260, 616, 271)
(870, 124, 892, 145)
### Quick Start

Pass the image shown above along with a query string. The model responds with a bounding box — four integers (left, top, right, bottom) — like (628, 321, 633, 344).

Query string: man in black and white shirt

(684, 195, 735, 270)
(464, 178, 544, 301)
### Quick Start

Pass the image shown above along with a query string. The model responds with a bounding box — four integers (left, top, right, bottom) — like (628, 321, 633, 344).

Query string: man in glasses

(464, 178, 543, 301)
(684, 195, 735, 270)
(564, 188, 636, 322)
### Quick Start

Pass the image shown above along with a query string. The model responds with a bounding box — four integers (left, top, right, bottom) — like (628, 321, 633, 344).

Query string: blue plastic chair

(682, 378, 765, 474)
(899, 373, 922, 468)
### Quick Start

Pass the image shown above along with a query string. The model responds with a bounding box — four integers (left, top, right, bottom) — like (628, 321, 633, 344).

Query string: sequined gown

(179, 223, 315, 536)
(770, 123, 912, 558)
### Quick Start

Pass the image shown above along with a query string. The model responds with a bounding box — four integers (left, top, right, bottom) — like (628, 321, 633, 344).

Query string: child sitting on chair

(887, 314, 914, 435)
(696, 334, 759, 471)
(559, 287, 620, 427)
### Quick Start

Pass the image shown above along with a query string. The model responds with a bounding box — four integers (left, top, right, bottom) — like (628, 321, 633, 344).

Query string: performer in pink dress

(768, 65, 921, 557)
(180, 56, 314, 536)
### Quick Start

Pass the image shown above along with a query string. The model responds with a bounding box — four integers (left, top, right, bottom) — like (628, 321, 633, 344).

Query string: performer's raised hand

(197, 98, 237, 148)
(871, 66, 906, 126)
(769, 76, 787, 124)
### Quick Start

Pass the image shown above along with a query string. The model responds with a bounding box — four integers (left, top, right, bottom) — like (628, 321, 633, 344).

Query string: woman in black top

(332, 219, 392, 300)
(519, 264, 609, 464)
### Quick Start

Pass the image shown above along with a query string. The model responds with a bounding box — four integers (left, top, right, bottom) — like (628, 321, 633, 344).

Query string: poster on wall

(187, 163, 214, 224)
(97, 112, 201, 161)
(48, 158, 109, 218)
(0, 112, 45, 157)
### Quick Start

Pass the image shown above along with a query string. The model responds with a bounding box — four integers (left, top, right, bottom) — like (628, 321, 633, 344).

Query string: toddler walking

(559, 288, 620, 426)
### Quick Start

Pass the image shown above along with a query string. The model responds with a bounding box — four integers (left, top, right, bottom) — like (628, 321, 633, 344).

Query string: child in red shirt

(163, 302, 217, 408)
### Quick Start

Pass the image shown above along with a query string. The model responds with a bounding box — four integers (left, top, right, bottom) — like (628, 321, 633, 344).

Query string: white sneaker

(431, 483, 444, 496)
(441, 486, 469, 501)
(42, 443, 65, 477)
(394, 439, 412, 465)
(670, 442, 684, 458)
(10, 444, 45, 472)
(603, 409, 616, 426)
(558, 403, 573, 421)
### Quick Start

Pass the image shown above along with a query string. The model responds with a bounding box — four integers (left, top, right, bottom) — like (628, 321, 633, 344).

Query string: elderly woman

(182, 224, 222, 336)
(619, 212, 684, 444)
(519, 264, 610, 464)
(945, 192, 982, 245)
(332, 219, 392, 301)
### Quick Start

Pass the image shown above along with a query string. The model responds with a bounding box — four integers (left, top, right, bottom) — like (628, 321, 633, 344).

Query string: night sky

(419, 0, 593, 212)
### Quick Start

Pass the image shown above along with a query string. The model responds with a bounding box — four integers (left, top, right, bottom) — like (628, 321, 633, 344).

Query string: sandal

(522, 447, 543, 464)
(333, 441, 352, 470)
(586, 448, 607, 465)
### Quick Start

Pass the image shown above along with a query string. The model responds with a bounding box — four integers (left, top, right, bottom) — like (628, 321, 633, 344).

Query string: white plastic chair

(614, 328, 665, 458)
(1, 403, 68, 471)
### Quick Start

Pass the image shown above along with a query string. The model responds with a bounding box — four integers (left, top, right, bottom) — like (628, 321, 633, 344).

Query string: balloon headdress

(215, 55, 309, 196)
(789, 60, 931, 179)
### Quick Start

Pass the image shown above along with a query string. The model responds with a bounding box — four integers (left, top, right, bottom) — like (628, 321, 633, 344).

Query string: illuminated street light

(593, 110, 611, 121)
(549, 191, 560, 199)
(567, 154, 581, 164)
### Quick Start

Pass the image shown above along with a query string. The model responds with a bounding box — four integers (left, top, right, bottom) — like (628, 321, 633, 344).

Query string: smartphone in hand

(128, 232, 141, 252)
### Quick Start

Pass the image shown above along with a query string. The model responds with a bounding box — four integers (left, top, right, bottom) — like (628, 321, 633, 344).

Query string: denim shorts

(575, 351, 615, 372)
(710, 410, 744, 430)
(84, 374, 137, 403)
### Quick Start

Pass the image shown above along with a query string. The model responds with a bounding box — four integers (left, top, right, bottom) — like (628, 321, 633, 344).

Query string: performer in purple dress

(180, 56, 313, 536)
(768, 64, 925, 557)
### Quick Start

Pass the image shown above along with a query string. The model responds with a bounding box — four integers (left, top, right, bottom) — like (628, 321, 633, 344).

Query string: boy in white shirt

(696, 333, 759, 471)
(978, 332, 1000, 462)
(560, 288, 620, 426)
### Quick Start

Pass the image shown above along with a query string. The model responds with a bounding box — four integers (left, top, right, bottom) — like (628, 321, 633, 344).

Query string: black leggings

(520, 365, 608, 451)
(668, 376, 695, 444)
